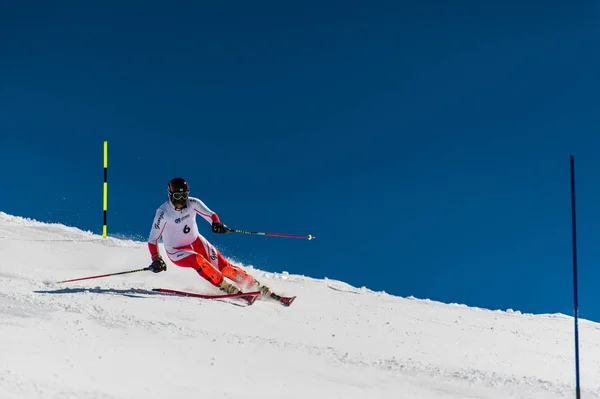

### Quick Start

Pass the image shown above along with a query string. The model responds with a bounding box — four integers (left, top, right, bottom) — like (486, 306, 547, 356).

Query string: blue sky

(2, 1, 600, 320)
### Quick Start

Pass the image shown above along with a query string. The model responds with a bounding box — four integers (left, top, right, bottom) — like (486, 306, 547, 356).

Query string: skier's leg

(167, 242, 238, 293)
(192, 235, 257, 289)
(169, 252, 223, 285)
(206, 242, 273, 297)
(217, 252, 257, 289)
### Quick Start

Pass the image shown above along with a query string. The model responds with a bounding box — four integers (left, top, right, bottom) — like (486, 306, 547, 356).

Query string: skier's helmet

(168, 177, 189, 210)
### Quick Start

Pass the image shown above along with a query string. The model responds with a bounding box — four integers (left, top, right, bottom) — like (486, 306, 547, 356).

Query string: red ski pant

(166, 236, 255, 288)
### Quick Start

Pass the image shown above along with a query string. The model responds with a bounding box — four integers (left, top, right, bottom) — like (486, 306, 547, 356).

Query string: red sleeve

(148, 243, 159, 258)
(211, 213, 220, 223)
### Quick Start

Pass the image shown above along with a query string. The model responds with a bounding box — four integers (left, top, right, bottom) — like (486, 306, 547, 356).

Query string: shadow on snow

(33, 287, 162, 299)
(33, 287, 248, 307)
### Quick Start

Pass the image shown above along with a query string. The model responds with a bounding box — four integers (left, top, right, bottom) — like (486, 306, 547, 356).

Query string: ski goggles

(171, 191, 189, 200)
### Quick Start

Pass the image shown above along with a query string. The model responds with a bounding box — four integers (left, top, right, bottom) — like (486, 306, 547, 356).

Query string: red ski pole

(57, 267, 151, 283)
(227, 227, 315, 240)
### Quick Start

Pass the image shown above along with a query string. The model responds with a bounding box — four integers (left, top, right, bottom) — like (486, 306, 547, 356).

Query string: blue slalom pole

(570, 154, 581, 399)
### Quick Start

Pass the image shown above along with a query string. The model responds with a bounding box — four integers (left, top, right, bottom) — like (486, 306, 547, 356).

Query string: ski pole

(57, 267, 151, 283)
(227, 228, 315, 240)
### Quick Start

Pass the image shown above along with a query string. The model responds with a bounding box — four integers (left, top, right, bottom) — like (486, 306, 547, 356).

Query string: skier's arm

(148, 209, 167, 259)
(190, 197, 220, 224)
(190, 197, 229, 234)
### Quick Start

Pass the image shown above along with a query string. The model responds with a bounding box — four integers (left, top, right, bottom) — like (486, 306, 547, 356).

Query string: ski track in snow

(1, 211, 600, 398)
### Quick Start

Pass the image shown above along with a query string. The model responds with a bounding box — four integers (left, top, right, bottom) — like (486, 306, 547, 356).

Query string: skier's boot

(219, 280, 240, 295)
(255, 280, 273, 298)
(219, 279, 258, 305)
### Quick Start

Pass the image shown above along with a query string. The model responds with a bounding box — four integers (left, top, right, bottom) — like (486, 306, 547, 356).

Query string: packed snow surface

(0, 211, 599, 398)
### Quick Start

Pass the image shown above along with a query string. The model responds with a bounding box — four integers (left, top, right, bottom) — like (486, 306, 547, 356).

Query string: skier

(147, 177, 273, 298)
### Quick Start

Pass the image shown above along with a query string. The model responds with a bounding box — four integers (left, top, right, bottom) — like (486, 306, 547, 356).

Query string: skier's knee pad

(222, 264, 255, 287)
(194, 255, 224, 286)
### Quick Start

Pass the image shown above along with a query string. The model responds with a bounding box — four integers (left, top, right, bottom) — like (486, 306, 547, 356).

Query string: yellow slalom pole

(103, 141, 108, 238)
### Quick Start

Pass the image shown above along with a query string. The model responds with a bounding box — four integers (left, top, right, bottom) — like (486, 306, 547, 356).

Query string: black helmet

(168, 177, 189, 210)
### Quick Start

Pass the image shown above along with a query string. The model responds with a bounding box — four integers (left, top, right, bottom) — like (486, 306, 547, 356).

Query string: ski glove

(212, 221, 229, 234)
(149, 254, 167, 273)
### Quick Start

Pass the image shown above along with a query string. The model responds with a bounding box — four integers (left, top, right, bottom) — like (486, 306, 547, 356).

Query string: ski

(269, 292, 297, 307)
(153, 288, 260, 305)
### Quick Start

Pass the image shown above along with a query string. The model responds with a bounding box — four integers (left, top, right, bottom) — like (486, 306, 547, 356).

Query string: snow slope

(0, 211, 599, 399)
